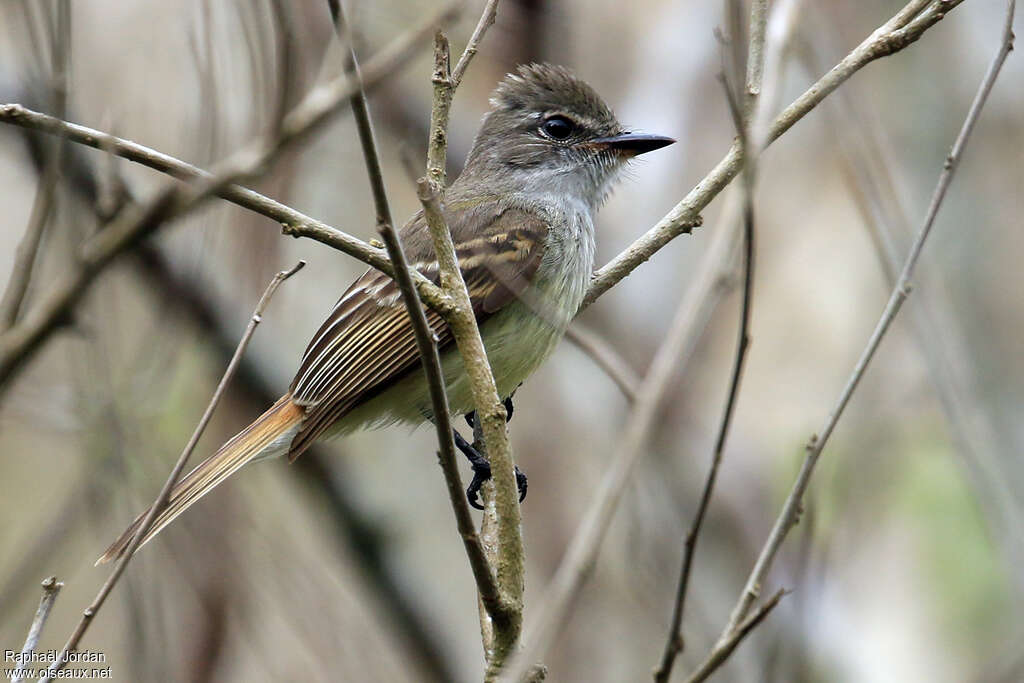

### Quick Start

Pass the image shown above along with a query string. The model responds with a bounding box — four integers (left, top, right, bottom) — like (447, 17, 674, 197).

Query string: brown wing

(286, 203, 548, 460)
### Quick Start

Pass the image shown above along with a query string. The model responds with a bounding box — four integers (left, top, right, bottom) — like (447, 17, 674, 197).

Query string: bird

(98, 63, 674, 564)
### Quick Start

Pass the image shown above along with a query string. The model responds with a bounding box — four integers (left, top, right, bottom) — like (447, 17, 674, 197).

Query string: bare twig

(42, 261, 304, 681)
(11, 576, 63, 683)
(330, 0, 393, 230)
(0, 168, 57, 329)
(502, 211, 747, 683)
(653, 1, 767, 678)
(580, 0, 969, 310)
(417, 176, 522, 643)
(418, 4, 528, 675)
(375, 208, 505, 618)
(0, 5, 465, 395)
(504, 2, 971, 681)
(0, 0, 70, 330)
(333, 0, 513, 646)
(683, 589, 787, 683)
(717, 0, 1015, 656)
(450, 0, 500, 86)
(0, 0, 461, 311)
(130, 243, 460, 683)
(806, 6, 1024, 591)
(563, 325, 639, 403)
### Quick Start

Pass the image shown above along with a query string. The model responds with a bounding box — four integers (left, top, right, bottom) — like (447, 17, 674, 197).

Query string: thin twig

(0, 169, 57, 329)
(0, 0, 70, 330)
(375, 210, 505, 618)
(0, 5, 463, 395)
(417, 176, 521, 620)
(717, 0, 1015, 652)
(504, 2, 970, 681)
(501, 211, 747, 683)
(563, 325, 639, 403)
(418, 4, 528, 674)
(335, 0, 512, 642)
(330, 0, 394, 230)
(450, 0, 499, 86)
(683, 589, 787, 683)
(0, 0, 461, 310)
(653, 1, 767, 678)
(11, 576, 63, 683)
(42, 261, 304, 681)
(130, 242, 460, 683)
(580, 0, 969, 310)
(807, 7, 1024, 590)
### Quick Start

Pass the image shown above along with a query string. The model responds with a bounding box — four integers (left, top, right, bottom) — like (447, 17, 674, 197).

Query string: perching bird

(99, 63, 674, 564)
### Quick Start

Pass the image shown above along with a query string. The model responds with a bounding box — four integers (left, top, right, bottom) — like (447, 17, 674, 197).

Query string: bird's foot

(453, 428, 527, 510)
(464, 394, 516, 429)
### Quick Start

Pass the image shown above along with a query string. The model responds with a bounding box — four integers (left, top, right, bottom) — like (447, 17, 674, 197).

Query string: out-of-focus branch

(683, 588, 786, 683)
(130, 243, 459, 683)
(0, 154, 57, 329)
(11, 577, 63, 683)
(0, 0, 70, 330)
(563, 325, 639, 403)
(42, 262, 304, 681)
(712, 0, 1015, 663)
(501, 199, 739, 681)
(0, 1, 462, 314)
(504, 2, 971, 681)
(653, 0, 769, 679)
(807, 3, 1024, 590)
(580, 0, 968, 310)
(0, 5, 466, 395)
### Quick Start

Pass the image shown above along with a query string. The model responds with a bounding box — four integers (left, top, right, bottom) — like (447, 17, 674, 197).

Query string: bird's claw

(466, 461, 528, 510)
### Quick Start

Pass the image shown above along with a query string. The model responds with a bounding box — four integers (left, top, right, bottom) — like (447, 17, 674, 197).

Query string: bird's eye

(541, 115, 575, 140)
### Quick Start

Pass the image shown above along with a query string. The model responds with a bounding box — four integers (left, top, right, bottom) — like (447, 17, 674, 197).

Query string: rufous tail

(96, 395, 304, 565)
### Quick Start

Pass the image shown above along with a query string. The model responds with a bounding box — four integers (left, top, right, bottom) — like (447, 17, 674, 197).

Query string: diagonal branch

(417, 5, 529, 675)
(580, 0, 969, 310)
(699, 1, 1015, 678)
(11, 577, 63, 683)
(653, 0, 769, 678)
(329, 0, 506, 625)
(503, 2, 975, 680)
(0, 0, 460, 311)
(0, 3, 462, 395)
(0, 0, 71, 331)
(42, 261, 305, 681)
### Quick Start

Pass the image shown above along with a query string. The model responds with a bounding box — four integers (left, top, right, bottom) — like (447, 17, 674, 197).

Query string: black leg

(452, 428, 528, 510)
(464, 389, 518, 429)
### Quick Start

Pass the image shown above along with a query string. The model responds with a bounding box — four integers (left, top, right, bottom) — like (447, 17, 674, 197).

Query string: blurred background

(1, 1, 1022, 681)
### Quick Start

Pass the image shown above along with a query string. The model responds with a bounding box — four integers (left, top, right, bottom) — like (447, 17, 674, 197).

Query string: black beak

(591, 132, 675, 156)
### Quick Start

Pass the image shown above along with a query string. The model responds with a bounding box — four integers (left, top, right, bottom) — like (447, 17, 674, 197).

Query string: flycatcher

(99, 63, 674, 564)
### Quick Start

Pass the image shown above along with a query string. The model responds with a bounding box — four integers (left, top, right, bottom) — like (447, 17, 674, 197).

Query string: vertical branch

(418, 4, 528, 675)
(329, 0, 511, 644)
(653, 1, 770, 680)
(42, 262, 305, 682)
(0, 0, 70, 330)
(417, 178, 523, 672)
(11, 577, 63, 683)
(427, 32, 454, 186)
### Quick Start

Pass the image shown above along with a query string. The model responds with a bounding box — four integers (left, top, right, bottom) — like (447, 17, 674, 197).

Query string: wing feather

(287, 204, 548, 460)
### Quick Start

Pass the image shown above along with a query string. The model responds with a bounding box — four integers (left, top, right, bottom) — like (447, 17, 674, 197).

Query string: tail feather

(97, 395, 304, 565)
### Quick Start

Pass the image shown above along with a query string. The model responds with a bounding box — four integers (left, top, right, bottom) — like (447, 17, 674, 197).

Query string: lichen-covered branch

(330, 0, 504, 626)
